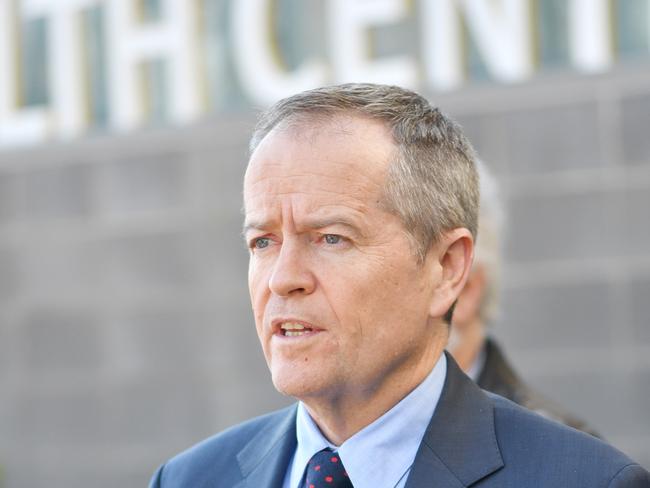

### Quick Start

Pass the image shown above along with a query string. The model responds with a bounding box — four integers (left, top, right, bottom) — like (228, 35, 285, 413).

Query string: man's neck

(301, 346, 445, 445)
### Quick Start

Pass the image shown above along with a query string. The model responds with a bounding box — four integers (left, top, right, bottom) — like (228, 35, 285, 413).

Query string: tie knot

(303, 448, 353, 488)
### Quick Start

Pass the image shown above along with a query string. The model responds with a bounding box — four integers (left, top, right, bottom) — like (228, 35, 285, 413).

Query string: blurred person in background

(447, 160, 599, 437)
(150, 84, 648, 488)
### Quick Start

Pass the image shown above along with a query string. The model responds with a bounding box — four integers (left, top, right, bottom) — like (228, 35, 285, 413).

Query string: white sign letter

(328, 0, 417, 87)
(231, 0, 326, 106)
(106, 0, 203, 130)
(569, 0, 613, 72)
(421, 0, 534, 90)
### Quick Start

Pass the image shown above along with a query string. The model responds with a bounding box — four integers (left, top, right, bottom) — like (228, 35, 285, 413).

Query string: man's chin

(270, 367, 328, 400)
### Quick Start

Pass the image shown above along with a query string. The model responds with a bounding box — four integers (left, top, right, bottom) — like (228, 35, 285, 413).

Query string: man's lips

(271, 319, 323, 338)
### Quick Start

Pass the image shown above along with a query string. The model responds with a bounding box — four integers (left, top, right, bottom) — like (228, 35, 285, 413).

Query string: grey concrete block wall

(1, 66, 650, 487)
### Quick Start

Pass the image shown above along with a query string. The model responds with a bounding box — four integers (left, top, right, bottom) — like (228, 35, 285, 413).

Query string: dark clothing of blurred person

(475, 337, 600, 437)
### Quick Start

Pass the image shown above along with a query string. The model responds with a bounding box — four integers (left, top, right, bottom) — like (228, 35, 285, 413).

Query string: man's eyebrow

(303, 216, 366, 237)
(242, 219, 269, 236)
(304, 216, 359, 230)
(242, 216, 364, 236)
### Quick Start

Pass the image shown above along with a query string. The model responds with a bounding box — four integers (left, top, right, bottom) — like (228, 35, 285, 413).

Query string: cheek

(248, 262, 271, 330)
(322, 264, 393, 336)
(348, 260, 408, 305)
(346, 261, 427, 330)
(248, 256, 270, 298)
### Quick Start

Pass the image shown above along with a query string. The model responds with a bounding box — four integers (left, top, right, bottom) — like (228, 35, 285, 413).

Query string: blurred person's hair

(474, 160, 505, 324)
(249, 83, 479, 263)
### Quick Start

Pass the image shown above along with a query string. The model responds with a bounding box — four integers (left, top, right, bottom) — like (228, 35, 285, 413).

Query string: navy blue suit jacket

(150, 354, 649, 487)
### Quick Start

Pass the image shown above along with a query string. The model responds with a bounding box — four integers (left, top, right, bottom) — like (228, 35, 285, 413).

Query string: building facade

(1, 1, 649, 486)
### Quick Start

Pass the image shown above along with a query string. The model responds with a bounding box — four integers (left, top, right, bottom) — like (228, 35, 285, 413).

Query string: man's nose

(268, 240, 316, 297)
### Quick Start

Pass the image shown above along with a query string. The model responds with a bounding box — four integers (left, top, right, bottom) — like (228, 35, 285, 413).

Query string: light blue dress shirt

(282, 354, 447, 488)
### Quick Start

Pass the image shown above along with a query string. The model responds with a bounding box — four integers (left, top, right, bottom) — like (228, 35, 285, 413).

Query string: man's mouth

(279, 322, 315, 337)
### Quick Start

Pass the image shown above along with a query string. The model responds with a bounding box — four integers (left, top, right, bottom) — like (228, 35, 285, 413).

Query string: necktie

(302, 448, 353, 488)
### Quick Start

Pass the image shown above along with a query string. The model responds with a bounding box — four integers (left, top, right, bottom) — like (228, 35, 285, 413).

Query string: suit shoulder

(169, 405, 295, 464)
(487, 393, 646, 485)
(608, 462, 650, 487)
(151, 405, 296, 487)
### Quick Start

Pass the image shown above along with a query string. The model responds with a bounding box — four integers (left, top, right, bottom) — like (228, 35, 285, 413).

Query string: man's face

(243, 115, 444, 405)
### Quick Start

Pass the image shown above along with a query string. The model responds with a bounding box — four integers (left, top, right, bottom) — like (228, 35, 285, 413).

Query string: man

(150, 84, 649, 487)
(448, 161, 600, 436)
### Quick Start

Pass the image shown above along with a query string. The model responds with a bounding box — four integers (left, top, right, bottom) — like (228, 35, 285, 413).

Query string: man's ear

(428, 228, 475, 320)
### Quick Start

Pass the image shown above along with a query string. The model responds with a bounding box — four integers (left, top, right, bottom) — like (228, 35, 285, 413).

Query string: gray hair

(249, 83, 479, 261)
(474, 160, 505, 324)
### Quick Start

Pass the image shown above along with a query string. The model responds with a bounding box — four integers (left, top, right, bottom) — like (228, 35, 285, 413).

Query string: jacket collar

(234, 405, 298, 488)
(406, 352, 504, 487)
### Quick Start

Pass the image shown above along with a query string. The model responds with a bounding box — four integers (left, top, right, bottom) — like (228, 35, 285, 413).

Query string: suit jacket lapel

(406, 353, 504, 487)
(234, 405, 298, 488)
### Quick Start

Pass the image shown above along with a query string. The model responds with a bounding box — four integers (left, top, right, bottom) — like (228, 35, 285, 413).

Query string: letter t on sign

(105, 0, 203, 131)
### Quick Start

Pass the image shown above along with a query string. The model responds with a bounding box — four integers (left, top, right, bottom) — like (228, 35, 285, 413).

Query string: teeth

(285, 330, 309, 337)
(280, 322, 306, 330)
(280, 322, 313, 337)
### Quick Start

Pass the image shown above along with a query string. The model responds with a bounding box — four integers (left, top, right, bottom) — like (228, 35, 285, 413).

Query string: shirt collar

(289, 354, 447, 488)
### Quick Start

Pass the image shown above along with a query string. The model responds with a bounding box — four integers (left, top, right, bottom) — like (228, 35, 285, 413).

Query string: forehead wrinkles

(245, 169, 383, 198)
(244, 172, 384, 229)
(246, 129, 394, 192)
(245, 184, 374, 230)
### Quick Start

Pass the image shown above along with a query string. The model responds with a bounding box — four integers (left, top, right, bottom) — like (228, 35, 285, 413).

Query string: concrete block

(213, 372, 291, 433)
(104, 230, 206, 290)
(17, 308, 105, 372)
(81, 473, 151, 488)
(73, 473, 151, 488)
(0, 317, 10, 382)
(198, 148, 248, 214)
(97, 153, 188, 218)
(101, 376, 217, 444)
(9, 388, 106, 444)
(499, 280, 615, 349)
(0, 244, 20, 303)
(9, 164, 93, 221)
(0, 172, 13, 224)
(19, 239, 108, 302)
(4, 469, 147, 488)
(623, 188, 650, 256)
(7, 378, 215, 449)
(626, 276, 650, 343)
(621, 92, 650, 165)
(502, 102, 604, 173)
(453, 113, 509, 174)
(506, 191, 625, 262)
(118, 305, 224, 371)
(200, 216, 251, 293)
(4, 470, 53, 488)
(530, 369, 650, 440)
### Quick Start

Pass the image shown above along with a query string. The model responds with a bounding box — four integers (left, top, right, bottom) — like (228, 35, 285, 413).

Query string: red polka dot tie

(302, 448, 353, 488)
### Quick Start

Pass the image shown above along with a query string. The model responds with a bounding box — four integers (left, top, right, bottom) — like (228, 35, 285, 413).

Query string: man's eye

(324, 234, 342, 245)
(253, 237, 270, 249)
